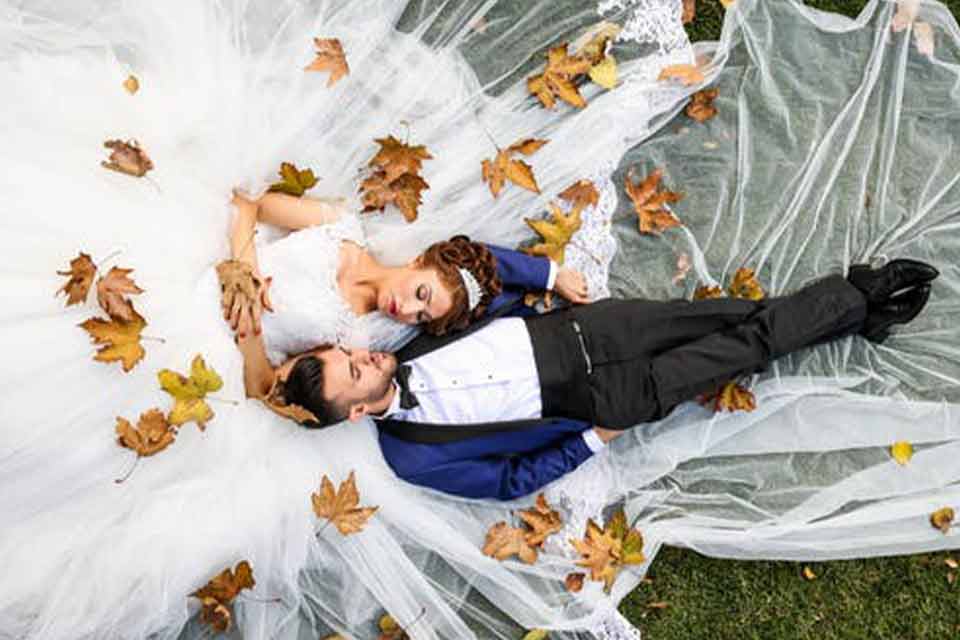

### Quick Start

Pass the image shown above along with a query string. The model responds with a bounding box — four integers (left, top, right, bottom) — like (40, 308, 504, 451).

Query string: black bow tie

(394, 364, 420, 410)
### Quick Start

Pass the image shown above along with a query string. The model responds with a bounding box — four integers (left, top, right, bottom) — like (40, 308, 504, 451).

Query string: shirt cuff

(546, 260, 559, 290)
(581, 429, 607, 454)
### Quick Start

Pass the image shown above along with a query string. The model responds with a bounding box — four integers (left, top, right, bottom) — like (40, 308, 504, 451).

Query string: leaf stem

(114, 454, 140, 484)
(206, 395, 240, 407)
(140, 335, 167, 343)
(237, 594, 282, 604)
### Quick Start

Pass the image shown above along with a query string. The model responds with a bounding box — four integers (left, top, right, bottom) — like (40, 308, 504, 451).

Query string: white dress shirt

(384, 317, 605, 453)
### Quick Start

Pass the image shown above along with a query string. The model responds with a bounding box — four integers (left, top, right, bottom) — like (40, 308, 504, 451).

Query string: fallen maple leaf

(891, 440, 914, 465)
(96, 266, 144, 322)
(115, 408, 176, 457)
(802, 566, 817, 581)
(481, 138, 548, 198)
(946, 557, 959, 570)
(522, 631, 550, 640)
(524, 202, 582, 264)
(588, 55, 617, 89)
(728, 267, 765, 300)
(56, 252, 97, 306)
(914, 21, 935, 56)
(190, 561, 255, 634)
(565, 572, 585, 592)
(312, 470, 378, 536)
(482, 521, 538, 564)
(527, 43, 593, 109)
(930, 507, 955, 534)
(158, 355, 223, 430)
(698, 380, 756, 413)
(693, 284, 724, 300)
(686, 87, 719, 123)
(123, 74, 139, 95)
(378, 613, 412, 640)
(264, 375, 320, 425)
(624, 168, 682, 235)
(657, 63, 704, 86)
(305, 37, 349, 87)
(369, 135, 433, 183)
(518, 493, 563, 547)
(682, 0, 696, 23)
(101, 139, 153, 177)
(78, 307, 147, 371)
(268, 161, 319, 197)
(558, 179, 599, 214)
(570, 509, 644, 593)
(360, 170, 430, 222)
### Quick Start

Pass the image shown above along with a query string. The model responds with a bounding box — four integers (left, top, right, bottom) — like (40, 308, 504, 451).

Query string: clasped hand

(216, 259, 274, 339)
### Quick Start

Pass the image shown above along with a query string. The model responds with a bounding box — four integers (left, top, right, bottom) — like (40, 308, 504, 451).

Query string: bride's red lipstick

(388, 298, 398, 317)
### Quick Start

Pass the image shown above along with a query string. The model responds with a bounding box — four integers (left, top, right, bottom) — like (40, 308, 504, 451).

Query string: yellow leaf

(930, 507, 955, 534)
(78, 308, 147, 372)
(123, 74, 139, 95)
(728, 267, 765, 300)
(311, 470, 379, 536)
(268, 161, 319, 197)
(720, 0, 735, 7)
(304, 37, 349, 87)
(588, 55, 618, 89)
(522, 630, 550, 640)
(158, 355, 223, 430)
(802, 566, 817, 581)
(481, 138, 547, 198)
(524, 202, 582, 265)
(891, 440, 914, 465)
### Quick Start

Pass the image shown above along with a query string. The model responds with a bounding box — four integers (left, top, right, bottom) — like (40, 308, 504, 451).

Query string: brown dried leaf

(558, 179, 600, 214)
(312, 471, 379, 536)
(930, 507, 955, 534)
(728, 267, 765, 300)
(699, 380, 756, 413)
(570, 519, 621, 592)
(56, 252, 97, 306)
(96, 266, 144, 322)
(624, 168, 682, 235)
(524, 202, 582, 264)
(263, 375, 320, 425)
(657, 63, 705, 86)
(526, 43, 593, 109)
(369, 135, 433, 183)
(123, 74, 139, 95)
(565, 572, 585, 592)
(305, 37, 350, 87)
(78, 307, 147, 372)
(518, 493, 563, 547)
(693, 284, 724, 300)
(268, 161, 319, 197)
(115, 409, 176, 457)
(647, 601, 670, 610)
(378, 613, 409, 640)
(482, 521, 538, 564)
(682, 0, 696, 24)
(101, 139, 154, 177)
(190, 561, 256, 634)
(686, 87, 719, 123)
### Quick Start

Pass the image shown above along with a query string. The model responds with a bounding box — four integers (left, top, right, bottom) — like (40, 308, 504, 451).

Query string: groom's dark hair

(284, 352, 347, 427)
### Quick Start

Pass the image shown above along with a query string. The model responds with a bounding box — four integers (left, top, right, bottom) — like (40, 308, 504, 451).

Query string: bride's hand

(230, 274, 274, 338)
(217, 259, 274, 338)
(554, 267, 590, 304)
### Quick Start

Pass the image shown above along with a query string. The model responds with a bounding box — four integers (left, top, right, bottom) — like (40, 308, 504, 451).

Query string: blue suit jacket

(376, 244, 594, 501)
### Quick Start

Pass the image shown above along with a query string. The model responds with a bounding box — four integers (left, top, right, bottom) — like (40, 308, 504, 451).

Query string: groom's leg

(588, 275, 867, 427)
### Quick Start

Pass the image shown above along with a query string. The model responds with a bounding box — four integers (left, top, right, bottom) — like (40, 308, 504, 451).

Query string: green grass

(619, 2, 960, 637)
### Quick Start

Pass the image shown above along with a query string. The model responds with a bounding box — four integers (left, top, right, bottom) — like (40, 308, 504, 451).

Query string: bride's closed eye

(416, 284, 432, 323)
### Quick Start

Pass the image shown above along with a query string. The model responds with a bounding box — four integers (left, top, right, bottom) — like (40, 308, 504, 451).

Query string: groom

(255, 259, 938, 500)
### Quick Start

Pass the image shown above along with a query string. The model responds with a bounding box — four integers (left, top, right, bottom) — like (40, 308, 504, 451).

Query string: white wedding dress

(254, 210, 418, 365)
(3, 0, 960, 639)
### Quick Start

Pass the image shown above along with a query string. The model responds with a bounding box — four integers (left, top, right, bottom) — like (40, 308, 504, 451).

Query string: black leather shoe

(859, 283, 931, 344)
(847, 258, 939, 305)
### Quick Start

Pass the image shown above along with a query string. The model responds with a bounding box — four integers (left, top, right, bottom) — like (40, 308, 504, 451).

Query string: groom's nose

(351, 348, 371, 364)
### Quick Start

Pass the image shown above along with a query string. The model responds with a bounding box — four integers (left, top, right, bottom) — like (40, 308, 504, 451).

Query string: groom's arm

(405, 428, 613, 500)
(235, 332, 276, 399)
(485, 244, 557, 292)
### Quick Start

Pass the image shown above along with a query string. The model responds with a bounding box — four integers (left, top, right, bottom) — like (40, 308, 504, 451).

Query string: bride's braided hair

(418, 235, 502, 335)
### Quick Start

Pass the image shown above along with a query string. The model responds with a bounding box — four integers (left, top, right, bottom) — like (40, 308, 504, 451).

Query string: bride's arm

(254, 192, 348, 230)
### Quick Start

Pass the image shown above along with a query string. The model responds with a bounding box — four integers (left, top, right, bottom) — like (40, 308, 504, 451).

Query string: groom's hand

(593, 426, 625, 443)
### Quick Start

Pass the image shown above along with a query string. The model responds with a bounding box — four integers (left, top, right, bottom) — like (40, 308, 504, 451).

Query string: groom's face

(317, 347, 397, 420)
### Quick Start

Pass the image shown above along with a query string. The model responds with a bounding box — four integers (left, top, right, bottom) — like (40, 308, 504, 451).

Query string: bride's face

(378, 265, 455, 325)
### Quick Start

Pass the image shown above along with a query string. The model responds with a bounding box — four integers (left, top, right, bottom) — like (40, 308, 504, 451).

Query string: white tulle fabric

(255, 211, 417, 365)
(3, 0, 960, 639)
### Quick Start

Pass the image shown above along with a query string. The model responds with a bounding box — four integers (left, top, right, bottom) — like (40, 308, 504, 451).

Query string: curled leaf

(624, 168, 682, 235)
(699, 380, 756, 413)
(527, 43, 593, 109)
(190, 561, 255, 634)
(78, 307, 147, 371)
(56, 252, 97, 306)
(158, 355, 223, 430)
(930, 507, 955, 534)
(693, 284, 724, 300)
(728, 267, 765, 300)
(518, 493, 563, 547)
(657, 63, 704, 86)
(312, 470, 379, 536)
(305, 37, 349, 87)
(101, 139, 154, 177)
(891, 440, 914, 466)
(564, 572, 585, 592)
(96, 266, 144, 322)
(686, 87, 719, 123)
(802, 566, 817, 581)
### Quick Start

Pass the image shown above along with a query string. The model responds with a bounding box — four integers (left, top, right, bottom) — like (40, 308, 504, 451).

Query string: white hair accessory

(457, 267, 483, 312)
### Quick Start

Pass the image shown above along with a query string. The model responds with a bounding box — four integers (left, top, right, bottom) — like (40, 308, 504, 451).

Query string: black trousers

(525, 274, 868, 429)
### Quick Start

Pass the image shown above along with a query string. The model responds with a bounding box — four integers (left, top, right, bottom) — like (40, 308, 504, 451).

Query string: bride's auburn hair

(417, 235, 502, 335)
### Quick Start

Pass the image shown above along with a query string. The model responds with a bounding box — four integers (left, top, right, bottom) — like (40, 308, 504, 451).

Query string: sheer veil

(2, 0, 960, 638)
